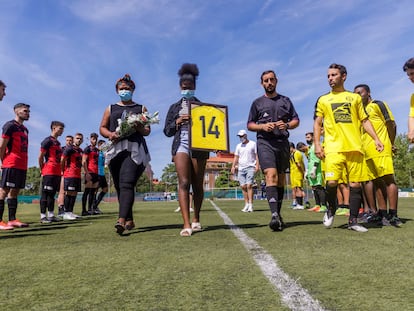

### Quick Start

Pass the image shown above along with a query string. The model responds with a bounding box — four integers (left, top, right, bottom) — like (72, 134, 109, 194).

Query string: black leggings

(109, 151, 145, 220)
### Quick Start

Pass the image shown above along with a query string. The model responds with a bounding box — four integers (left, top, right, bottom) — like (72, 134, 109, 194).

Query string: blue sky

(1, 0, 413, 178)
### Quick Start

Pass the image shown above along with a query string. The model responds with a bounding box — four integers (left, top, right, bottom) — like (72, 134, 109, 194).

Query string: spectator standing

(231, 129, 259, 212)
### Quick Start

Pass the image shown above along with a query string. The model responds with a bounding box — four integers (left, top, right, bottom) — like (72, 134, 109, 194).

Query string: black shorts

(42, 175, 61, 192)
(64, 177, 81, 192)
(257, 139, 290, 173)
(98, 175, 108, 188)
(85, 173, 99, 184)
(0, 168, 27, 189)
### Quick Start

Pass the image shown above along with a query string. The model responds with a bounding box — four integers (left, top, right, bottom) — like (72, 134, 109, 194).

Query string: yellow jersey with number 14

(314, 91, 367, 154)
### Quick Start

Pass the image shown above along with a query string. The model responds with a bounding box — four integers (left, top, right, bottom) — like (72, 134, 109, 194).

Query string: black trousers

(109, 151, 145, 220)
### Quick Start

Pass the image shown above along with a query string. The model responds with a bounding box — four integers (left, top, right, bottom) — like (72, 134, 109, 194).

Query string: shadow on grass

(133, 223, 268, 235)
(0, 219, 94, 239)
(283, 220, 323, 228)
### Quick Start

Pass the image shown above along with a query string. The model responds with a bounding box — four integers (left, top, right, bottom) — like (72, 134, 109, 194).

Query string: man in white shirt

(231, 130, 259, 212)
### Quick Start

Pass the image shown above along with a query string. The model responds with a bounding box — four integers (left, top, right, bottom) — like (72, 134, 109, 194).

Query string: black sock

(95, 191, 106, 207)
(40, 191, 48, 214)
(88, 189, 96, 210)
(0, 199, 4, 220)
(326, 184, 338, 211)
(47, 192, 56, 212)
(349, 186, 362, 220)
(7, 198, 18, 221)
(64, 195, 71, 212)
(276, 187, 284, 214)
(316, 186, 326, 206)
(266, 186, 278, 214)
(389, 209, 397, 217)
(82, 189, 90, 212)
(70, 196, 77, 213)
(378, 209, 388, 218)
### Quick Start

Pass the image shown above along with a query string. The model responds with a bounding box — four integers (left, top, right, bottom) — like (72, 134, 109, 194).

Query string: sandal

(125, 221, 135, 231)
(191, 222, 202, 232)
(115, 221, 125, 235)
(180, 228, 192, 237)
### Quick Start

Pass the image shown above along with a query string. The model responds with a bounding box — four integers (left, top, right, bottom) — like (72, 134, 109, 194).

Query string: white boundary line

(209, 200, 326, 311)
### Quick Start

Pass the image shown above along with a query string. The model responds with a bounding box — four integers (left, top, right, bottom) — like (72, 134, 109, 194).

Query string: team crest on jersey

(331, 102, 351, 123)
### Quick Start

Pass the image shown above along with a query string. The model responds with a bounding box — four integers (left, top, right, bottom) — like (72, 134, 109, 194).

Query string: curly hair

(178, 63, 199, 86)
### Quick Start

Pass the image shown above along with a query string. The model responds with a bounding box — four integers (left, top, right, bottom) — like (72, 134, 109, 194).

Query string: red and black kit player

(82, 133, 100, 216)
(38, 121, 65, 223)
(0, 103, 30, 230)
(61, 133, 84, 220)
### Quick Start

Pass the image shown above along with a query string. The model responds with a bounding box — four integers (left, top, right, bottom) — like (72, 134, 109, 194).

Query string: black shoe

(389, 215, 403, 227)
(48, 216, 61, 222)
(269, 212, 283, 231)
(40, 217, 51, 224)
(58, 206, 65, 216)
(125, 221, 135, 231)
(81, 211, 91, 216)
(115, 222, 125, 235)
(93, 208, 103, 215)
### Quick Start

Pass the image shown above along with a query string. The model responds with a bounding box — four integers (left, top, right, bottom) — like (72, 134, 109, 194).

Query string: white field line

(209, 200, 326, 311)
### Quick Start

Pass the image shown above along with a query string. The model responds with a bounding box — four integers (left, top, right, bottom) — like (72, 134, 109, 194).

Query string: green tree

(20, 166, 41, 195)
(161, 163, 178, 191)
(393, 134, 414, 188)
(136, 173, 151, 193)
(215, 167, 238, 188)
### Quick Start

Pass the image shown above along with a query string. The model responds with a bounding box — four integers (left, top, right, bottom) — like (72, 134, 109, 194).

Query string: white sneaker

(174, 207, 181, 212)
(323, 210, 335, 227)
(63, 212, 77, 220)
(72, 212, 81, 219)
(247, 203, 253, 212)
(293, 204, 304, 210)
(190, 207, 194, 212)
(348, 223, 368, 232)
(241, 204, 249, 212)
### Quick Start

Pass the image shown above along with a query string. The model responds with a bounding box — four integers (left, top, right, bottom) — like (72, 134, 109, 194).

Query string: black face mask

(306, 140, 313, 145)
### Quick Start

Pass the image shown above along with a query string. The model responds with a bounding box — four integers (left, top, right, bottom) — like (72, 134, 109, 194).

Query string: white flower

(101, 111, 159, 152)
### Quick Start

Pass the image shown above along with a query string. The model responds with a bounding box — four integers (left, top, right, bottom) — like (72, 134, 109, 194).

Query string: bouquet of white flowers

(101, 110, 159, 152)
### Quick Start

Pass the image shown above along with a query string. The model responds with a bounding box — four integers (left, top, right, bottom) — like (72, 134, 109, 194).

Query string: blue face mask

(181, 89, 195, 99)
(118, 89, 133, 101)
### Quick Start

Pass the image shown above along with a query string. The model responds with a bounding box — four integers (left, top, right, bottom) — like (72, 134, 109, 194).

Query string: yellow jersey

(290, 149, 304, 180)
(362, 100, 394, 159)
(409, 94, 414, 117)
(314, 91, 367, 154)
